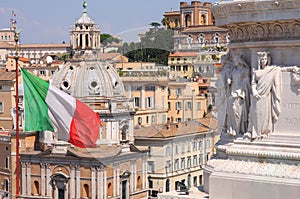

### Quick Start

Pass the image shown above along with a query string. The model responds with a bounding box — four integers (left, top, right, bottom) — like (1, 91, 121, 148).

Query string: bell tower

(70, 1, 101, 53)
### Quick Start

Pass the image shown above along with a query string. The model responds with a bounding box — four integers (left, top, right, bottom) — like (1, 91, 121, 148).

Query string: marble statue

(216, 53, 232, 134)
(217, 52, 251, 136)
(227, 53, 251, 136)
(245, 51, 299, 140)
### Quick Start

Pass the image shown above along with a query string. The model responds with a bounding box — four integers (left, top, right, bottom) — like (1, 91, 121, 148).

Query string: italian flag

(21, 68, 101, 148)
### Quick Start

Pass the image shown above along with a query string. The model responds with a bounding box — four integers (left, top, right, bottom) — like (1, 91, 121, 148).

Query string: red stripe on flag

(69, 100, 101, 148)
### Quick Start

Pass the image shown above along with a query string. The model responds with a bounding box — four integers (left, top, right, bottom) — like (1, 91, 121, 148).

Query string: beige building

(167, 80, 207, 123)
(121, 70, 169, 127)
(0, 69, 17, 131)
(168, 51, 197, 79)
(134, 118, 217, 197)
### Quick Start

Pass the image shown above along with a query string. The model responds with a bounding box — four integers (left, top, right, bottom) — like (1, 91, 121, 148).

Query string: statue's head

(257, 51, 271, 69)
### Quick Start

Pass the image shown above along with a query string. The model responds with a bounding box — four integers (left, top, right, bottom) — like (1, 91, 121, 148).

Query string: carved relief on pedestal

(227, 21, 300, 43)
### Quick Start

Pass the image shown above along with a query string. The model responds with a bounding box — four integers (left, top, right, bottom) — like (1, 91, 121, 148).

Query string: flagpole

(14, 21, 21, 197)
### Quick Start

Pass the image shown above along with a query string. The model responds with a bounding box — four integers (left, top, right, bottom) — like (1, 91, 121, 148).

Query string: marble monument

(204, 1, 300, 199)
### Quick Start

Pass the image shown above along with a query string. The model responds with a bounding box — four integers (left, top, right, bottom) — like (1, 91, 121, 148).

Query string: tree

(119, 26, 174, 65)
(100, 33, 121, 53)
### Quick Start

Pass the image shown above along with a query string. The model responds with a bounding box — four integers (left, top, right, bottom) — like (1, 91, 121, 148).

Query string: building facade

(134, 118, 217, 197)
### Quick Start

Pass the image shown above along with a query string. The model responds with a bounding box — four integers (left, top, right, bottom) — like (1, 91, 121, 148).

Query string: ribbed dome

(76, 12, 94, 24)
(51, 60, 125, 98)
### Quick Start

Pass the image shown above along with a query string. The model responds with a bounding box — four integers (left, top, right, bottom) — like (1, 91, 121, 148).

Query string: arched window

(185, 14, 191, 27)
(107, 183, 113, 197)
(83, 184, 89, 198)
(121, 125, 129, 141)
(33, 181, 40, 196)
(85, 34, 89, 48)
(198, 33, 205, 44)
(201, 15, 206, 25)
(137, 176, 142, 190)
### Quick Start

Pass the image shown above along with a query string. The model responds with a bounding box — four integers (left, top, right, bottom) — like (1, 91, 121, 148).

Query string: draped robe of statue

(247, 65, 282, 138)
(216, 65, 231, 133)
(227, 64, 250, 136)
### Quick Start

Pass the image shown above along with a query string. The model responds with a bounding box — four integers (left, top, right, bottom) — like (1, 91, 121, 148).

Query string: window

(176, 102, 182, 110)
(161, 86, 166, 91)
(146, 116, 149, 124)
(183, 65, 188, 71)
(166, 161, 171, 173)
(138, 117, 142, 125)
(175, 144, 179, 154)
(206, 139, 211, 148)
(176, 88, 182, 96)
(193, 155, 198, 166)
(197, 102, 202, 110)
(148, 161, 155, 173)
(39, 70, 45, 75)
(145, 86, 155, 91)
(181, 143, 185, 154)
(0, 101, 3, 112)
(181, 158, 185, 169)
(199, 141, 203, 150)
(151, 116, 155, 123)
(5, 157, 9, 169)
(186, 101, 192, 110)
(187, 157, 191, 168)
(176, 66, 181, 71)
(134, 97, 140, 107)
(170, 65, 175, 71)
(175, 159, 179, 171)
(0, 85, 2, 90)
(146, 97, 153, 108)
(176, 118, 182, 123)
(4, 179, 9, 192)
(193, 142, 197, 151)
(168, 102, 171, 110)
(187, 142, 191, 152)
(166, 146, 171, 156)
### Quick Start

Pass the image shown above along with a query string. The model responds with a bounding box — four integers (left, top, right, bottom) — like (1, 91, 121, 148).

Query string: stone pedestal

(205, 1, 300, 198)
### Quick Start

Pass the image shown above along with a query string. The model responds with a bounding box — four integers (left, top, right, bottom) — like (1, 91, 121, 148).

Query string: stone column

(141, 86, 145, 110)
(46, 163, 51, 197)
(134, 164, 137, 191)
(103, 169, 107, 199)
(96, 167, 102, 199)
(70, 165, 75, 199)
(113, 167, 117, 197)
(26, 163, 31, 195)
(76, 165, 80, 199)
(116, 168, 120, 196)
(130, 162, 134, 193)
(91, 166, 96, 199)
(142, 159, 147, 189)
(21, 162, 27, 195)
(154, 85, 158, 109)
(40, 163, 45, 196)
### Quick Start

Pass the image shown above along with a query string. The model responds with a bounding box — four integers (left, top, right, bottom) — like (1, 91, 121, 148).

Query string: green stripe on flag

(21, 68, 54, 132)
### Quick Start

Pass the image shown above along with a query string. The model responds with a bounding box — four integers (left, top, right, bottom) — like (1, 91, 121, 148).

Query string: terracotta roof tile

(135, 120, 210, 139)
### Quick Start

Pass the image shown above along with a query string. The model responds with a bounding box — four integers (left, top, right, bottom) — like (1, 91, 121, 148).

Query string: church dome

(75, 1, 94, 24)
(50, 59, 126, 98)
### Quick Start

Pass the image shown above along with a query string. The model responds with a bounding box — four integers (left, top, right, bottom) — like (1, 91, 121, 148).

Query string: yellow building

(121, 70, 169, 127)
(167, 80, 207, 123)
(168, 51, 198, 79)
(134, 118, 217, 197)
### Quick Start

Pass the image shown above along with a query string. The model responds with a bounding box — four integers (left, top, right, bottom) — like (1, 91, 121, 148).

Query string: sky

(0, 0, 216, 44)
